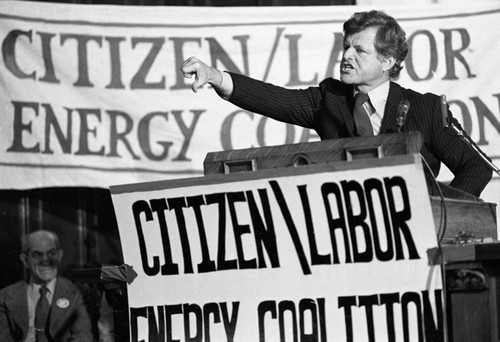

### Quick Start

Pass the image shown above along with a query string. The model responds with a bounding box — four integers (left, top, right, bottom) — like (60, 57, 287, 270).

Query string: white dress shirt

(355, 81, 390, 135)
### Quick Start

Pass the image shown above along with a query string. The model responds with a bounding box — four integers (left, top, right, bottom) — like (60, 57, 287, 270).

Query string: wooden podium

(203, 131, 499, 341)
(204, 132, 497, 242)
(204, 131, 423, 175)
(428, 244, 500, 342)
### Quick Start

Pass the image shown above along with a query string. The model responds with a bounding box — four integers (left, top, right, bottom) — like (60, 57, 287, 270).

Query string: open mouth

(341, 63, 355, 73)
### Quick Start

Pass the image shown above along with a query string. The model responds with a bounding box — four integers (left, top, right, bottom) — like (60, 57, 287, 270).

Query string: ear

(20, 253, 28, 268)
(383, 56, 396, 73)
(58, 249, 64, 262)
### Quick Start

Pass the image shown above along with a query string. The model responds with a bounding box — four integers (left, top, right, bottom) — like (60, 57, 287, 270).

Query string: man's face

(22, 233, 63, 284)
(340, 26, 393, 93)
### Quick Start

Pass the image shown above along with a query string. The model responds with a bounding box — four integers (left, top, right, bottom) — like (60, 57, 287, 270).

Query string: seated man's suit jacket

(0, 276, 93, 342)
(227, 73, 492, 197)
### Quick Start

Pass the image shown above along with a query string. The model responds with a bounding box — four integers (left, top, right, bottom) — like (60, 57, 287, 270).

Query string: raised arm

(181, 57, 234, 99)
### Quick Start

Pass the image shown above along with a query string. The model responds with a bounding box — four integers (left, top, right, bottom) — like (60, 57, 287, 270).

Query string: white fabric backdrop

(0, 1, 498, 224)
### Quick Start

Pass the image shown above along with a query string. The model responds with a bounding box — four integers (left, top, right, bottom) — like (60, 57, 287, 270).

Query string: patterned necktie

(35, 285, 50, 342)
(353, 92, 374, 136)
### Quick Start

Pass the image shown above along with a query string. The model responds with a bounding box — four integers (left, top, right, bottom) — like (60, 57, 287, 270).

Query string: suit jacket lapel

(5, 281, 29, 335)
(49, 277, 71, 334)
(380, 82, 404, 134)
(329, 83, 356, 136)
(344, 91, 356, 136)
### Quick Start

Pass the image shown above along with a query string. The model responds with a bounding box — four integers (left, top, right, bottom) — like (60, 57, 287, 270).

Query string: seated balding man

(0, 230, 93, 342)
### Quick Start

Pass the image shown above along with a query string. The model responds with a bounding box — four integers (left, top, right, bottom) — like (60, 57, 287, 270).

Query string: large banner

(1, 1, 499, 221)
(110, 155, 443, 341)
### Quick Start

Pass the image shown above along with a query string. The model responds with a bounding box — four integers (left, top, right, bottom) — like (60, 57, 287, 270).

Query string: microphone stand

(447, 118, 500, 176)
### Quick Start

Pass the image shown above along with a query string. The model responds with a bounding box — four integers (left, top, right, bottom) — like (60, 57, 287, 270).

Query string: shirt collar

(366, 81, 390, 115)
(29, 277, 57, 294)
(354, 80, 390, 114)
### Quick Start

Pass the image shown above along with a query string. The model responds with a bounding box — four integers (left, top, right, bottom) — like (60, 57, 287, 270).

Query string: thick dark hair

(343, 10, 408, 78)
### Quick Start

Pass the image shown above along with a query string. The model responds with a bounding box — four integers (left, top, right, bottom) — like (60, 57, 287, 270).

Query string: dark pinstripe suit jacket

(228, 73, 492, 197)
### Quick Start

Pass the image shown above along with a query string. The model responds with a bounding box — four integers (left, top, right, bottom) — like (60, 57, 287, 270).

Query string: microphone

(395, 99, 410, 133)
(440, 95, 449, 127)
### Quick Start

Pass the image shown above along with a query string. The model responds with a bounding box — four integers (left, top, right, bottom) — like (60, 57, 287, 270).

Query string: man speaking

(181, 10, 492, 198)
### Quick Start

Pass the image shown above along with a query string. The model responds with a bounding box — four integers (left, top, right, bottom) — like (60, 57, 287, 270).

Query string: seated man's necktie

(35, 285, 50, 342)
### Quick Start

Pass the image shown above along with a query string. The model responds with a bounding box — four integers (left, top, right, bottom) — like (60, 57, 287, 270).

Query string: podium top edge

(110, 154, 422, 195)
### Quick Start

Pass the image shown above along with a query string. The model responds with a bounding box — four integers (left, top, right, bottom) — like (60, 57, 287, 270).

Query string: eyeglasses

(27, 248, 59, 261)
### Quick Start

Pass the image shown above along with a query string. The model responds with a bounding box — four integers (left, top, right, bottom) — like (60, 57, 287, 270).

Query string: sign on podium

(110, 153, 443, 341)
